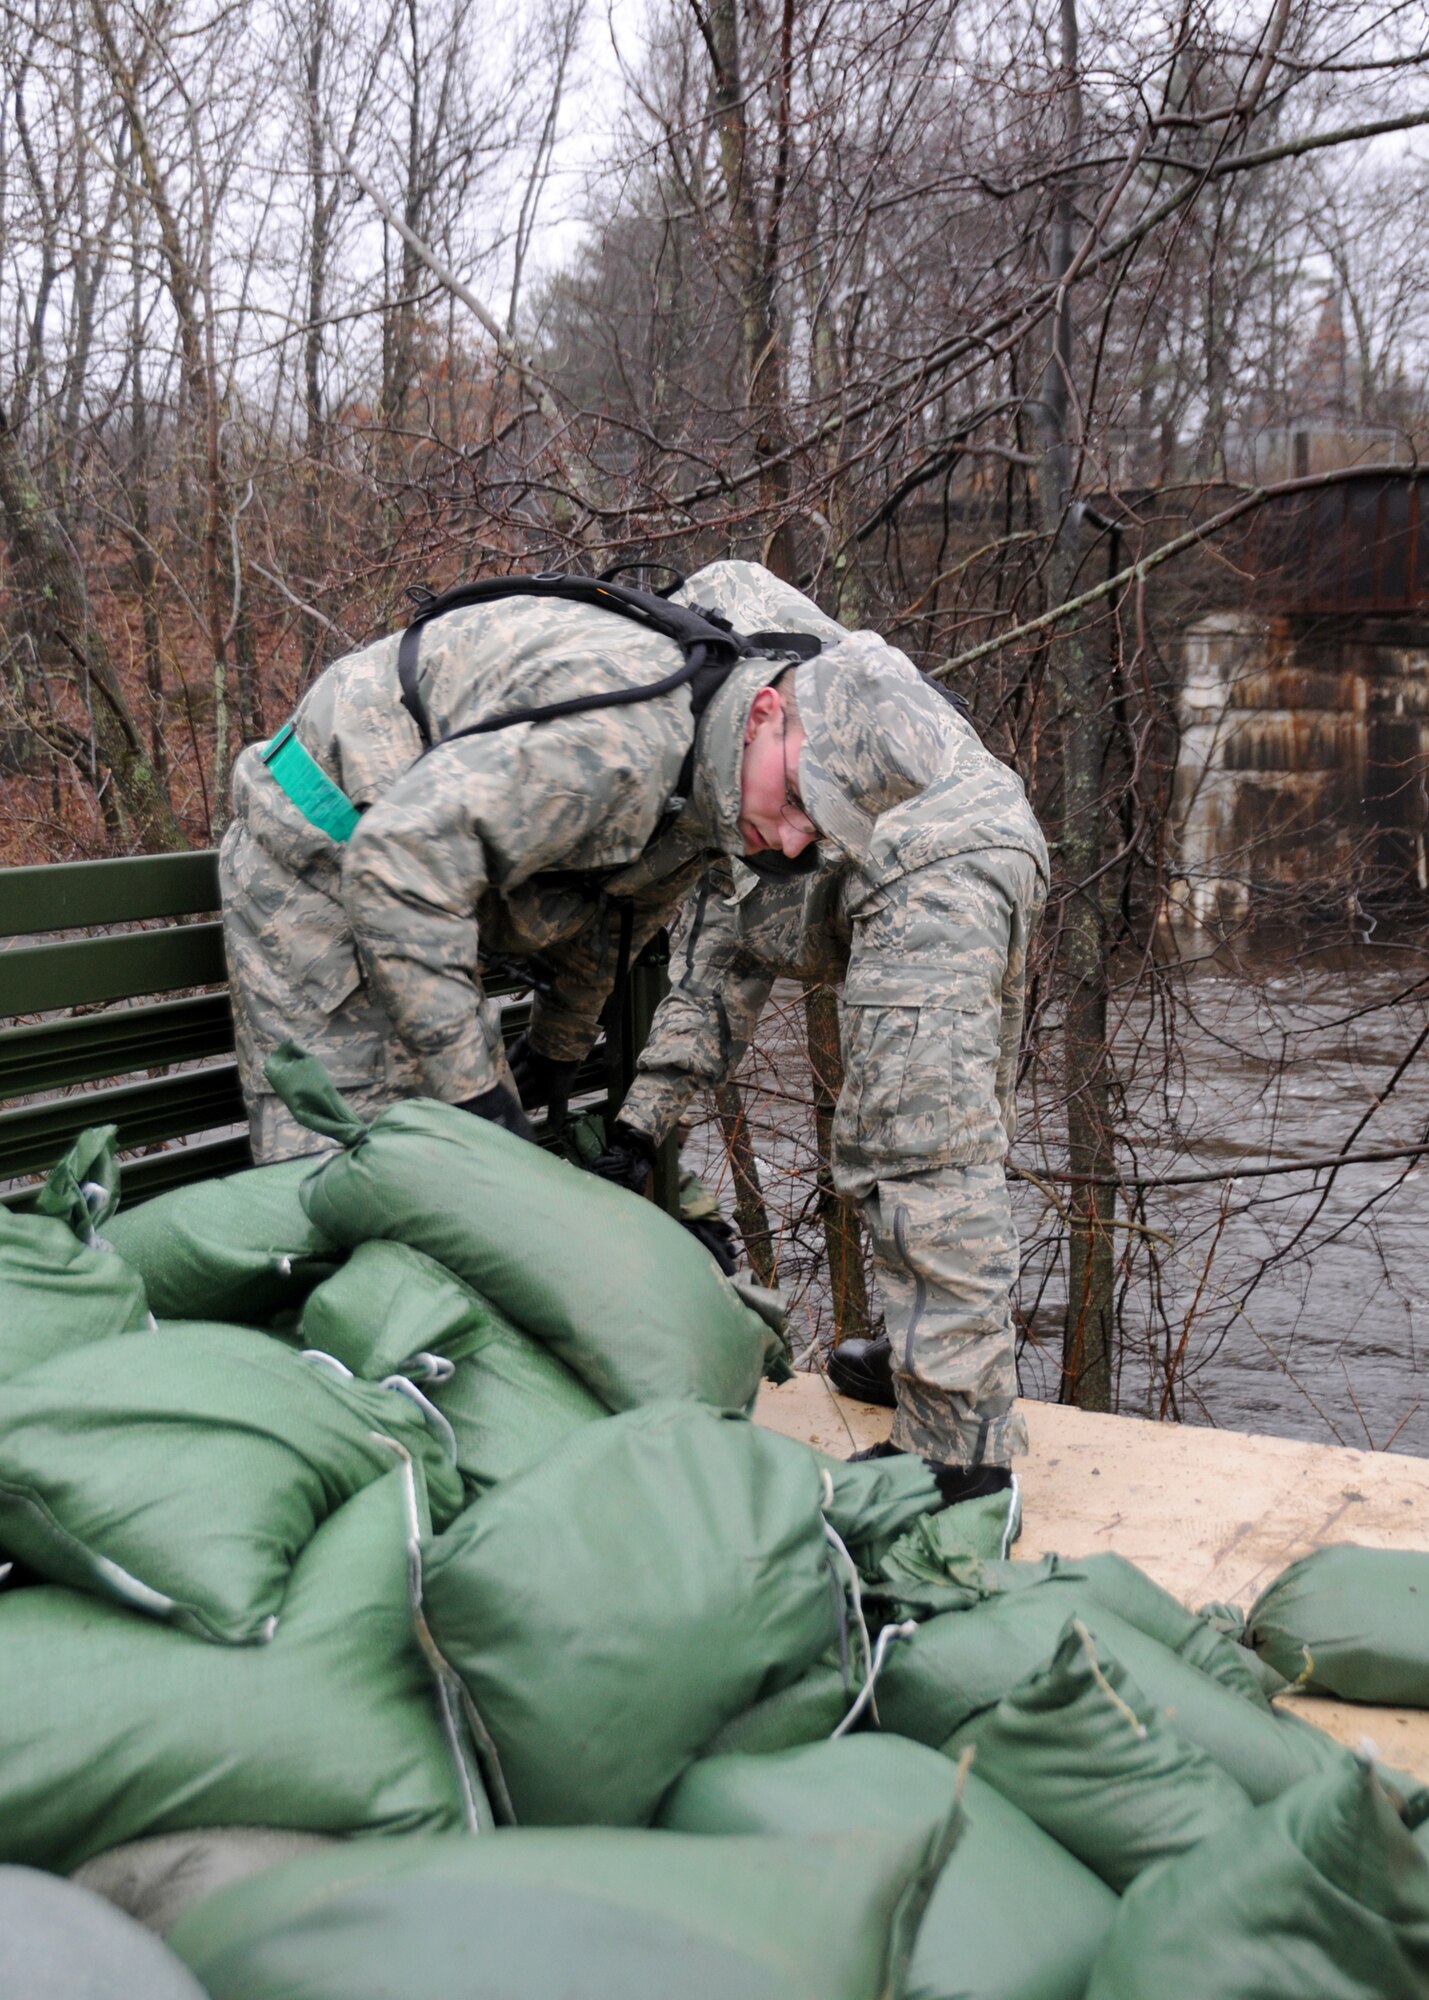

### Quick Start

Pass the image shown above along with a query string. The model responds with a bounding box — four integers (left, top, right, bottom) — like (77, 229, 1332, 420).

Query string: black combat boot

(828, 1335, 896, 1408)
(926, 1462, 1014, 1506)
(844, 1439, 1014, 1511)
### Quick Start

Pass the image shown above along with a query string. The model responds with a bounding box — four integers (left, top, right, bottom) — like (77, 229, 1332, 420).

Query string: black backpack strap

(396, 622, 433, 751)
(744, 630, 822, 661)
(395, 572, 748, 762)
(595, 561, 686, 597)
(403, 572, 739, 659)
(601, 894, 639, 1077)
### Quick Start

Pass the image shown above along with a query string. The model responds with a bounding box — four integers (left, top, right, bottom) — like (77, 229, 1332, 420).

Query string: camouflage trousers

(831, 845, 1045, 1468)
(862, 1166, 1026, 1465)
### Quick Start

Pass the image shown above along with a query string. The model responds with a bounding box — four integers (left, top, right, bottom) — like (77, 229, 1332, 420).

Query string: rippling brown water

(685, 938, 1429, 1459)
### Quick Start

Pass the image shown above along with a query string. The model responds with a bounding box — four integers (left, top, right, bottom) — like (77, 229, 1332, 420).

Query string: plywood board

(755, 1375, 1429, 1779)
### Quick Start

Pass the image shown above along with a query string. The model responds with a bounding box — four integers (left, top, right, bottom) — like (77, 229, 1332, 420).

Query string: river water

(684, 937, 1429, 1460)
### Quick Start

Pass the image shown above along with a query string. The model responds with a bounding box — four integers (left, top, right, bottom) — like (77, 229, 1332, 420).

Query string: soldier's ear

(744, 686, 782, 744)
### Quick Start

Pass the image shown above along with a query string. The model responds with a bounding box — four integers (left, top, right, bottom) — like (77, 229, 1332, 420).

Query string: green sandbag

(656, 1736, 1116, 2000)
(0, 1323, 462, 1641)
(1197, 1594, 1291, 1696)
(0, 1208, 150, 1377)
(169, 1824, 950, 2000)
(301, 1229, 607, 1489)
(870, 1532, 1030, 1621)
(875, 1541, 1282, 1701)
(818, 1449, 944, 1569)
(702, 1660, 854, 1756)
(1247, 1545, 1429, 1705)
(298, 1240, 492, 1377)
(1086, 1758, 1429, 1999)
(0, 1468, 484, 1871)
(32, 1123, 125, 1238)
(876, 1582, 1347, 1803)
(871, 1492, 1024, 1603)
(421, 1403, 840, 1826)
(948, 1618, 1252, 1891)
(1048, 1553, 1286, 1703)
(1, 1124, 150, 1373)
(104, 1156, 340, 1323)
(428, 1308, 606, 1493)
(275, 1046, 785, 1411)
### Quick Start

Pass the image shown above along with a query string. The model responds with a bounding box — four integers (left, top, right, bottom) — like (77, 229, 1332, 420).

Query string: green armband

(261, 722, 361, 844)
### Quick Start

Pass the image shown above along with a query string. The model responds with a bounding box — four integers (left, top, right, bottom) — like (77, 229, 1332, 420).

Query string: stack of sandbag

(871, 1550, 1350, 1804)
(100, 1039, 791, 1507)
(1084, 1758, 1429, 1999)
(8, 1072, 1429, 2000)
(0, 1130, 486, 1872)
(153, 1726, 1429, 2000)
(0, 1080, 833, 1874)
(272, 1041, 791, 1416)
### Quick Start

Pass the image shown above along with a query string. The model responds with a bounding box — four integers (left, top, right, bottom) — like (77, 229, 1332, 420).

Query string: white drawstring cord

(79, 1180, 110, 1249)
(832, 1619, 919, 1738)
(379, 1375, 459, 1466)
(300, 1348, 354, 1379)
(822, 1517, 873, 1689)
(408, 1352, 457, 1385)
(305, 1349, 459, 1464)
(377, 1437, 485, 1835)
(999, 1475, 1022, 1560)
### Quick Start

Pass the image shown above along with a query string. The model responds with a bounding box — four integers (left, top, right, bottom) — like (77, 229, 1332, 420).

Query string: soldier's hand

(456, 1081, 536, 1144)
(681, 1213, 739, 1275)
(586, 1122, 657, 1194)
(507, 1032, 581, 1125)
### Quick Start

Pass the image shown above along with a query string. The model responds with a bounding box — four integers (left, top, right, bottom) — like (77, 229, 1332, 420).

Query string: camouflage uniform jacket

(222, 593, 786, 1110)
(621, 701, 1049, 1158)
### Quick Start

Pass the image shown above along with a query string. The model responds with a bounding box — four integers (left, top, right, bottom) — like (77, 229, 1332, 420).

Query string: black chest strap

(395, 572, 754, 759)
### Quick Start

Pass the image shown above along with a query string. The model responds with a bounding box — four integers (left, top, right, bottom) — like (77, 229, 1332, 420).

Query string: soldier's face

(739, 686, 818, 858)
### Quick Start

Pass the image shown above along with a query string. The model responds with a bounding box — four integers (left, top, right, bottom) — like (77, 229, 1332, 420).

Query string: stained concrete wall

(1171, 612, 1429, 926)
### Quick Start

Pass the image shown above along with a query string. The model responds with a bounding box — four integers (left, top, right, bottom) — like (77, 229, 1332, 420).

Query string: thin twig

(1012, 1141, 1429, 1190)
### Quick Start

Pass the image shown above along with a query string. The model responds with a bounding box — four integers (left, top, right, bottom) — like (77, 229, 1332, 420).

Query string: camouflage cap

(677, 558, 852, 861)
(795, 633, 954, 861)
(688, 653, 797, 856)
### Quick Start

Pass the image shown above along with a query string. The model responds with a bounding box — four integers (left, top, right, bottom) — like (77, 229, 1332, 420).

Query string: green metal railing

(1, 851, 677, 1212)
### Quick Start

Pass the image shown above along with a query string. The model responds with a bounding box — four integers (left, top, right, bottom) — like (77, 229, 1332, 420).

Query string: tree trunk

(126, 180, 169, 794)
(301, 13, 333, 687)
(88, 0, 230, 830)
(232, 594, 265, 745)
(690, 0, 797, 1290)
(1036, 0, 1116, 1410)
(803, 980, 872, 1342)
(1057, 627, 1116, 1411)
(700, 0, 797, 576)
(714, 1080, 777, 1288)
(0, 404, 186, 852)
(805, 280, 877, 1338)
